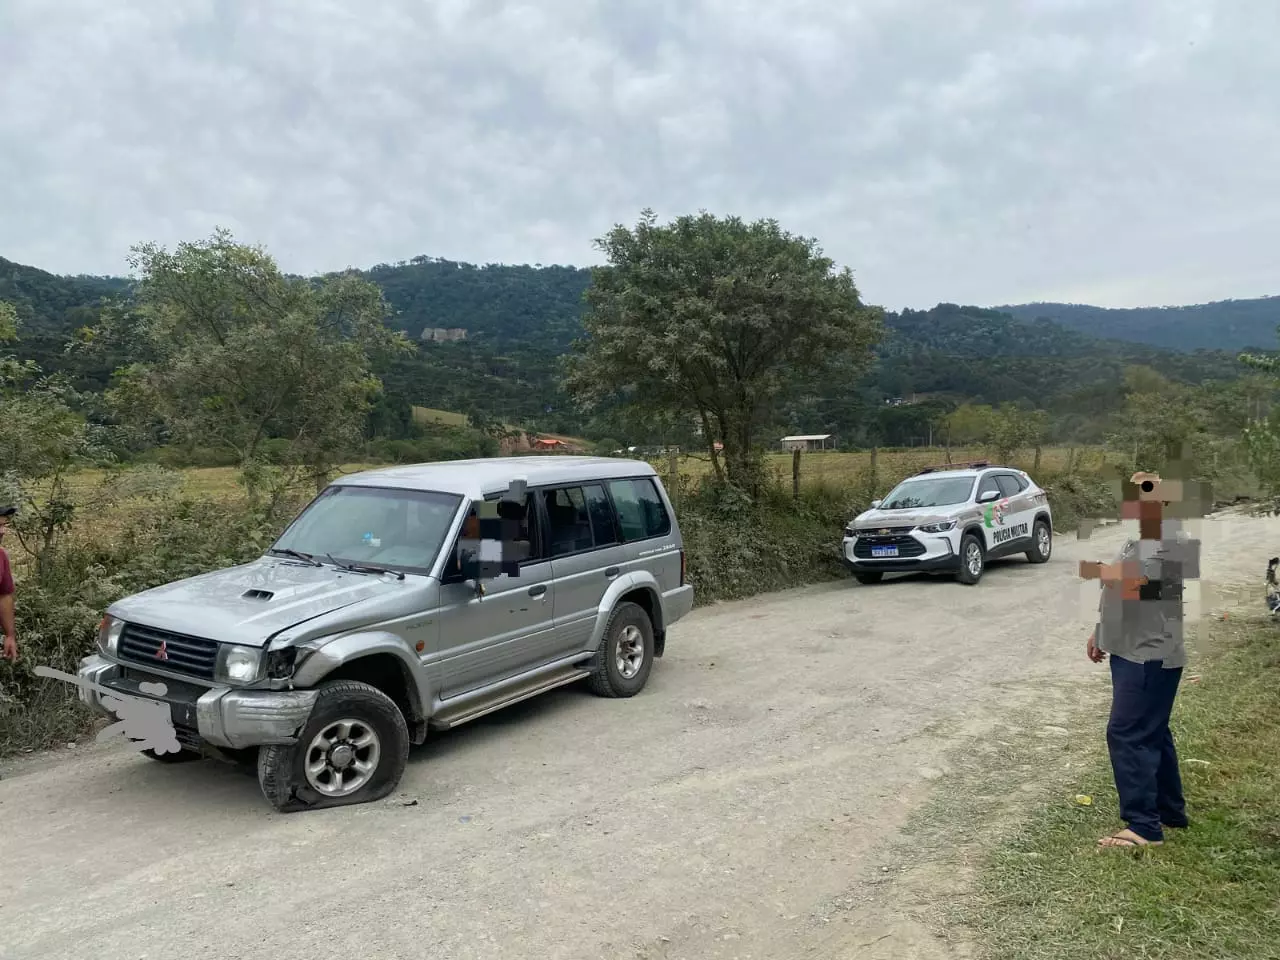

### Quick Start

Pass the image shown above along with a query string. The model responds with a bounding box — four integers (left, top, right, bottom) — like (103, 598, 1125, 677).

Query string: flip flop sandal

(1098, 830, 1162, 848)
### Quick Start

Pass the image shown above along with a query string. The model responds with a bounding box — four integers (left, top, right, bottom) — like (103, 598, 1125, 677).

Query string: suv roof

(908, 462, 1026, 479)
(335, 456, 659, 498)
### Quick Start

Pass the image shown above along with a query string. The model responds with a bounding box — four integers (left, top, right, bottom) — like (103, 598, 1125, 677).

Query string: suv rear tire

(587, 601, 655, 698)
(854, 571, 884, 585)
(1026, 519, 1052, 564)
(257, 679, 409, 813)
(956, 533, 986, 585)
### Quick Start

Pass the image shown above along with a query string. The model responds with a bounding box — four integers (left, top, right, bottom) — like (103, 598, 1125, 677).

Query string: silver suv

(76, 457, 694, 811)
(841, 461, 1053, 585)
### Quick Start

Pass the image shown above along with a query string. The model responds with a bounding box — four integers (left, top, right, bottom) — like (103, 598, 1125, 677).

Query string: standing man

(1079, 471, 1200, 849)
(0, 504, 16, 661)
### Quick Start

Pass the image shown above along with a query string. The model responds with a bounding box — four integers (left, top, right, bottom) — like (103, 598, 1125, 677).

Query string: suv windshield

(880, 477, 975, 510)
(270, 486, 463, 575)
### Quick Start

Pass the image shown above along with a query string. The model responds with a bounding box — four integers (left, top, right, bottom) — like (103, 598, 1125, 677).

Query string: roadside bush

(1035, 469, 1117, 531)
(679, 474, 864, 605)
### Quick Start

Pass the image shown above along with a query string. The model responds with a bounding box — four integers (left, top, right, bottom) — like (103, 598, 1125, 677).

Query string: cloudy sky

(1, 0, 1277, 311)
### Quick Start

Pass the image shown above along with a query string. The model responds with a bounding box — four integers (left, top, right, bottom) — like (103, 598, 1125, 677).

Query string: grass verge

(953, 616, 1280, 960)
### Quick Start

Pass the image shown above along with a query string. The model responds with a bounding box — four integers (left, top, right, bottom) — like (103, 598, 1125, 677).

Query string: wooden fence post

(870, 445, 879, 490)
(792, 448, 802, 499)
(668, 446, 680, 511)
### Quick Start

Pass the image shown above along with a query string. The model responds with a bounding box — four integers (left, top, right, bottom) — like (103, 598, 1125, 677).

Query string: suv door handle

(605, 567, 620, 579)
(528, 584, 547, 598)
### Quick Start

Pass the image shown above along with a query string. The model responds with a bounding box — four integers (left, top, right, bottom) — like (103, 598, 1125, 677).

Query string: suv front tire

(257, 679, 409, 812)
(956, 532, 986, 585)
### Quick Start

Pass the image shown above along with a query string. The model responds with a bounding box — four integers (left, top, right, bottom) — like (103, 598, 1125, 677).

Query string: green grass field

(664, 445, 1119, 485)
(46, 445, 1114, 510)
(411, 405, 470, 427)
(965, 616, 1280, 960)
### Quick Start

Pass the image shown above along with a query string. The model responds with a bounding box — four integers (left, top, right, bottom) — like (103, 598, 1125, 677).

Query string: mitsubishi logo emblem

(156, 640, 169, 661)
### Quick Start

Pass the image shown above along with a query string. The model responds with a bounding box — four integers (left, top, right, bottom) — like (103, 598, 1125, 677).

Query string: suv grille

(856, 525, 916, 536)
(853, 534, 926, 559)
(119, 623, 218, 680)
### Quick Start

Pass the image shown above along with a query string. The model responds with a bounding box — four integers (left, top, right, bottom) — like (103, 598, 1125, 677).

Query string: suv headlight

(97, 615, 125, 656)
(216, 644, 264, 683)
(918, 520, 957, 533)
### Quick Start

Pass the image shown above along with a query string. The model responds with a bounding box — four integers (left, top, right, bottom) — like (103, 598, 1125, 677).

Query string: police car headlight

(844, 524, 856, 538)
(217, 645, 263, 683)
(918, 520, 957, 533)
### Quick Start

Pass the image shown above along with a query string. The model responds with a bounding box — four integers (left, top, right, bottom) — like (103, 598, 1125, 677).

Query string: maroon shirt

(0, 547, 13, 596)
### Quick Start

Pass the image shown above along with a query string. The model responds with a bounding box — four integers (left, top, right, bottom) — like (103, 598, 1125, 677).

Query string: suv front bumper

(840, 529, 963, 574)
(77, 654, 318, 751)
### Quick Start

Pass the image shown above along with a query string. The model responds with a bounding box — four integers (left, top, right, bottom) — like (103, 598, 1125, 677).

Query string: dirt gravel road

(4, 510, 1276, 960)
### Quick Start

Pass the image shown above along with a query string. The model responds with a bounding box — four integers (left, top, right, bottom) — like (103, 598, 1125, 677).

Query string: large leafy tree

(93, 230, 412, 499)
(562, 209, 883, 487)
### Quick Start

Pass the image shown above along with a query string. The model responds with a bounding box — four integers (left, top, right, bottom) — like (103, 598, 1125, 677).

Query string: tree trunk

(1033, 444, 1042, 473)
(792, 448, 801, 500)
(870, 445, 879, 490)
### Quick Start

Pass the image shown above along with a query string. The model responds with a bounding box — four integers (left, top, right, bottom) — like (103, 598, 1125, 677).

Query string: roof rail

(915, 459, 990, 475)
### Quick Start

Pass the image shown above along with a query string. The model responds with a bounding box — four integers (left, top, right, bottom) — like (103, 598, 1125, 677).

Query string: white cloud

(0, 0, 1276, 312)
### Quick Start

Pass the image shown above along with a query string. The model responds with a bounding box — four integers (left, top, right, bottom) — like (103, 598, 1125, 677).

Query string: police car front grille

(118, 624, 218, 680)
(853, 535, 926, 558)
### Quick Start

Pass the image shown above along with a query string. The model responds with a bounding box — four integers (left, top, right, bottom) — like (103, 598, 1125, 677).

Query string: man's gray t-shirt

(1094, 530, 1200, 669)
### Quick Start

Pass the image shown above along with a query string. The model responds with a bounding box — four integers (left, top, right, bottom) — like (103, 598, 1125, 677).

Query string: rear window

(607, 478, 671, 542)
(996, 475, 1022, 498)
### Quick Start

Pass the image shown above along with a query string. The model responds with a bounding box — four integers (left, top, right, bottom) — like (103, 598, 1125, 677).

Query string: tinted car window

(607, 478, 671, 542)
(977, 474, 1001, 499)
(543, 487, 595, 556)
(583, 483, 620, 547)
(996, 475, 1022, 498)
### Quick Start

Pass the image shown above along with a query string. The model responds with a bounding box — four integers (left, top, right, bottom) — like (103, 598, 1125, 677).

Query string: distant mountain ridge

(0, 249, 1264, 443)
(995, 296, 1280, 354)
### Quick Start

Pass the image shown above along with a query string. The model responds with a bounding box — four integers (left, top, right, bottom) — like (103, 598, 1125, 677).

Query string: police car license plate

(871, 546, 898, 558)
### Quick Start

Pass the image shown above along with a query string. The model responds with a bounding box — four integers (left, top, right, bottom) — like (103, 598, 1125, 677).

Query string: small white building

(780, 434, 833, 452)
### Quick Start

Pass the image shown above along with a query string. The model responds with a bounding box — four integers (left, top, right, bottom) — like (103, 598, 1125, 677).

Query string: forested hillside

(2, 249, 1269, 446)
(997, 297, 1280, 353)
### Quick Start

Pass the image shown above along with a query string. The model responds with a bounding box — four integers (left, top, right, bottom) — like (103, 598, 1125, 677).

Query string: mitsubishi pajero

(76, 457, 694, 811)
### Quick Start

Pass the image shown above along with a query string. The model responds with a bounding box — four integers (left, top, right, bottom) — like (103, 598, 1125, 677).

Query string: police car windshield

(270, 486, 463, 575)
(880, 477, 975, 510)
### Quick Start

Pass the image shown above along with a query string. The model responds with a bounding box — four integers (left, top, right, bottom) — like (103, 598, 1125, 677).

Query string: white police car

(841, 461, 1053, 585)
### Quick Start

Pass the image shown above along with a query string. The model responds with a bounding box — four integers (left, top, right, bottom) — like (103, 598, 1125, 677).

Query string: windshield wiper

(270, 548, 322, 566)
(326, 553, 405, 580)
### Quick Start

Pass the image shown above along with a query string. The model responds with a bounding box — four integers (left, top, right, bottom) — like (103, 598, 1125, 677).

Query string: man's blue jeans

(1106, 656, 1186, 842)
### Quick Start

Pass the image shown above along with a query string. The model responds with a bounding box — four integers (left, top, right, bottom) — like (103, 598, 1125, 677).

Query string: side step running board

(430, 665, 592, 729)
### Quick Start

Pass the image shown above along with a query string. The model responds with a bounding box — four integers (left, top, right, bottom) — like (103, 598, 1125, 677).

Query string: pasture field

(664, 444, 1118, 485)
(410, 405, 471, 427)
(53, 445, 1112, 505)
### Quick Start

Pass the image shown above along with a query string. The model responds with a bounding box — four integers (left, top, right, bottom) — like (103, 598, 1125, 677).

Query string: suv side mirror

(977, 489, 1000, 503)
(503, 477, 527, 503)
(870, 499, 882, 509)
